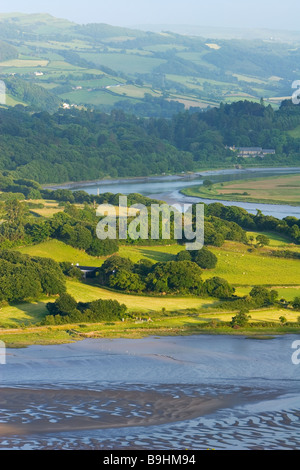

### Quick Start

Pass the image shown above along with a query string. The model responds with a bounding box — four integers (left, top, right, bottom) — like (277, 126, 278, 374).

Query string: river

(50, 166, 300, 219)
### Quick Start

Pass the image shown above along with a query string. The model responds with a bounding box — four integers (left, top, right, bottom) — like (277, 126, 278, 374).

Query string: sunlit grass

(66, 279, 216, 313)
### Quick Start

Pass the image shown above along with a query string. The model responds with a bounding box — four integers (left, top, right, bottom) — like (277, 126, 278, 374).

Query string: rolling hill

(0, 12, 298, 115)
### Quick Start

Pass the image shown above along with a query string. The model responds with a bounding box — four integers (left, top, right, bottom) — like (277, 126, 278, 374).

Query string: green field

(66, 279, 216, 313)
(108, 84, 161, 99)
(203, 242, 300, 286)
(61, 89, 128, 106)
(0, 278, 216, 329)
(246, 231, 294, 247)
(78, 52, 166, 75)
(0, 59, 49, 67)
(17, 237, 300, 288)
(235, 286, 300, 302)
(1, 302, 299, 348)
(181, 174, 300, 205)
(0, 12, 293, 112)
(18, 239, 103, 266)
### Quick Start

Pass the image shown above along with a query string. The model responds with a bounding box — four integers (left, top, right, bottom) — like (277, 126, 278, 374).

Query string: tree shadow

(138, 248, 176, 263)
(5, 300, 48, 326)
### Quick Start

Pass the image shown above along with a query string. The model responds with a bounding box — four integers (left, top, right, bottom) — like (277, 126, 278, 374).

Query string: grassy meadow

(17, 235, 300, 288)
(18, 239, 103, 266)
(181, 174, 300, 205)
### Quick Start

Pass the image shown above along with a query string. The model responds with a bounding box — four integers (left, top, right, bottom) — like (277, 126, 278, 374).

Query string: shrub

(47, 293, 78, 316)
(203, 276, 235, 299)
(230, 310, 251, 328)
(176, 250, 192, 261)
(191, 247, 217, 269)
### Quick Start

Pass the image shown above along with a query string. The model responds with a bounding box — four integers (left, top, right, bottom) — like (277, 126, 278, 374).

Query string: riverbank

(1, 316, 299, 349)
(42, 172, 199, 190)
(42, 165, 300, 190)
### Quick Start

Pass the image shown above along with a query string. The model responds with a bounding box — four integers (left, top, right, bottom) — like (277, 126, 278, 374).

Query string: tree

(231, 309, 251, 328)
(256, 234, 270, 247)
(109, 269, 146, 292)
(101, 255, 133, 276)
(203, 277, 235, 298)
(4, 198, 27, 225)
(83, 299, 127, 322)
(8, 266, 42, 301)
(279, 316, 287, 325)
(1, 198, 28, 242)
(133, 259, 154, 276)
(292, 297, 300, 310)
(34, 257, 66, 296)
(26, 222, 50, 243)
(0, 251, 66, 302)
(146, 260, 203, 294)
(191, 247, 217, 269)
(63, 223, 93, 250)
(250, 286, 278, 306)
(87, 238, 118, 257)
(47, 293, 78, 316)
(203, 179, 213, 189)
(60, 262, 83, 280)
(176, 250, 192, 262)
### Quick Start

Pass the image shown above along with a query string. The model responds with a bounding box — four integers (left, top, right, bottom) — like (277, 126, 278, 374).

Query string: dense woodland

(0, 100, 300, 183)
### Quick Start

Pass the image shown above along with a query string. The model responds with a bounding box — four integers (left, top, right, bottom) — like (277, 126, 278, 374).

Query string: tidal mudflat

(0, 335, 299, 450)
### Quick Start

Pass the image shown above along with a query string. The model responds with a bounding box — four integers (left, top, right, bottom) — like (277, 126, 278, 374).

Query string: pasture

(17, 237, 300, 288)
(182, 174, 300, 205)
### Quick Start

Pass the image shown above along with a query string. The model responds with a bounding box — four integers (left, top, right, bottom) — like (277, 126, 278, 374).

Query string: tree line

(0, 100, 299, 183)
(0, 250, 65, 303)
(96, 252, 234, 298)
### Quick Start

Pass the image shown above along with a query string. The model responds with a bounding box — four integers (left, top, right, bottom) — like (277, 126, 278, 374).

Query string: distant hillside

(131, 24, 300, 42)
(0, 13, 297, 116)
(5, 76, 61, 112)
(0, 40, 18, 62)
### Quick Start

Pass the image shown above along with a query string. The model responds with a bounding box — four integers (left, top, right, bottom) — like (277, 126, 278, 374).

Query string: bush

(191, 247, 217, 269)
(45, 296, 127, 324)
(249, 286, 278, 306)
(292, 297, 300, 310)
(60, 261, 83, 280)
(86, 238, 119, 257)
(203, 276, 235, 299)
(176, 250, 192, 261)
(47, 293, 78, 316)
(230, 310, 251, 328)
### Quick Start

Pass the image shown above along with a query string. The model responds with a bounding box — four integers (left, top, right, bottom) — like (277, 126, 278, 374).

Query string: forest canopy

(0, 100, 299, 183)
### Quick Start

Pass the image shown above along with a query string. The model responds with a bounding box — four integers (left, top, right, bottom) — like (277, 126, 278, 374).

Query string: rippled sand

(0, 335, 299, 449)
(0, 386, 234, 436)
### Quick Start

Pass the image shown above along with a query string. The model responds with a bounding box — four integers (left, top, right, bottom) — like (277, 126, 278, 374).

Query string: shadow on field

(139, 249, 176, 262)
(5, 301, 48, 327)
